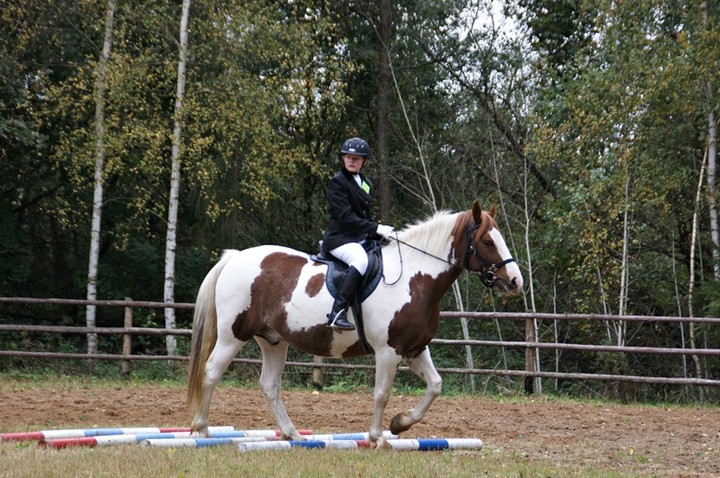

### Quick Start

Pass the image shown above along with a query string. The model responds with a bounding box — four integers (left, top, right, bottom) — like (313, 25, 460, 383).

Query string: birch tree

(164, 0, 191, 358)
(86, 0, 116, 356)
(689, 150, 708, 382)
(702, 0, 719, 278)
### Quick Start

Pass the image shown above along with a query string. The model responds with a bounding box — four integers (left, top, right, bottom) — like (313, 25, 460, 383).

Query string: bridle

(383, 220, 516, 289)
(462, 223, 516, 288)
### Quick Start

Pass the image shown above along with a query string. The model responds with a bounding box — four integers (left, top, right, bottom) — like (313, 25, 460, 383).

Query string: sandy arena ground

(1, 383, 718, 476)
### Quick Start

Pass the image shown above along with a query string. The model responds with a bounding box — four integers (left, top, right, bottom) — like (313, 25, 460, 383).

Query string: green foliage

(528, 0, 715, 320)
(2, 0, 720, 405)
(515, 0, 594, 82)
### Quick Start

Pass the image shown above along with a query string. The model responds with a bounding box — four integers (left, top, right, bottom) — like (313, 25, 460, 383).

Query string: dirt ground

(1, 383, 718, 477)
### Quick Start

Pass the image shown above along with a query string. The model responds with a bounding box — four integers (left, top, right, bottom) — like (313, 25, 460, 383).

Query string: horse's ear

(472, 200, 482, 223)
(489, 204, 497, 218)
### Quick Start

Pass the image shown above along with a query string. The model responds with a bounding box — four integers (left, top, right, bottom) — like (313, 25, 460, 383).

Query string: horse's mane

(394, 210, 463, 258)
(393, 207, 495, 259)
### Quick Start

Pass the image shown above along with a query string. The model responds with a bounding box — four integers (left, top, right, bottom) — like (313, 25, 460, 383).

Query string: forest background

(1, 0, 719, 400)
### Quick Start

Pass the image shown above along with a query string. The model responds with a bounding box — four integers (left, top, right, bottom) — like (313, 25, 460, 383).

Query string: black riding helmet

(340, 137, 370, 158)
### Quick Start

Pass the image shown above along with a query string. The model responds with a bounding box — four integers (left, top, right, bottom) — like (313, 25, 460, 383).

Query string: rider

(323, 137, 395, 330)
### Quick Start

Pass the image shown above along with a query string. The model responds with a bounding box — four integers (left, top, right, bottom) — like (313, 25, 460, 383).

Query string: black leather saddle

(310, 240, 383, 303)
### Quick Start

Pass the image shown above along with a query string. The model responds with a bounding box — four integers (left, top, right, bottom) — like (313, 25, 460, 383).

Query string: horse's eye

(483, 240, 494, 247)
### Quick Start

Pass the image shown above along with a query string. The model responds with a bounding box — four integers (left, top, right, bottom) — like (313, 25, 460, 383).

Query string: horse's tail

(187, 250, 235, 417)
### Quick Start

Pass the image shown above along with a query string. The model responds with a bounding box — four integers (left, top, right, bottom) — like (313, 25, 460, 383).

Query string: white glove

(376, 224, 395, 240)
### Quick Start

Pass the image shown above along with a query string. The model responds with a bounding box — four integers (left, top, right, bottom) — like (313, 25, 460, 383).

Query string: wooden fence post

(524, 317, 536, 393)
(122, 298, 132, 377)
(312, 356, 324, 390)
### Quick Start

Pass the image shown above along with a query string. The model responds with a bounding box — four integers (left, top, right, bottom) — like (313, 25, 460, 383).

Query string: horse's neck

(389, 212, 462, 282)
(398, 212, 458, 251)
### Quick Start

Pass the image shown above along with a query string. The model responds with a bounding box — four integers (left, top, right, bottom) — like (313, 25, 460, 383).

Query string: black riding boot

(326, 266, 363, 331)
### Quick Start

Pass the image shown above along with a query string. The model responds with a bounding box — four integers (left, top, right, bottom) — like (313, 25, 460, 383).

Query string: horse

(187, 200, 523, 447)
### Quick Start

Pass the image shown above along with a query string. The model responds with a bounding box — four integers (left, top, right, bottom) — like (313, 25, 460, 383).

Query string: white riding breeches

(329, 242, 368, 276)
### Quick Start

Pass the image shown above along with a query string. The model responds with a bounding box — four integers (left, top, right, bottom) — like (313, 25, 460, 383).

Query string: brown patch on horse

(448, 210, 472, 264)
(234, 258, 348, 358)
(340, 340, 365, 358)
(283, 323, 339, 357)
(305, 272, 325, 297)
(387, 270, 458, 358)
(388, 203, 498, 358)
(231, 252, 306, 342)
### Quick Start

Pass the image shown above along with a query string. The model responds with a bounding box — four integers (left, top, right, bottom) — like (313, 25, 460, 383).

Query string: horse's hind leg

(389, 347, 442, 435)
(191, 337, 244, 436)
(256, 338, 304, 440)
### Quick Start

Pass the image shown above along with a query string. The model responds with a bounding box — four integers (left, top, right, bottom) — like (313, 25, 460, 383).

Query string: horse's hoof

(374, 438, 393, 449)
(190, 428, 209, 438)
(389, 413, 411, 435)
(281, 431, 305, 441)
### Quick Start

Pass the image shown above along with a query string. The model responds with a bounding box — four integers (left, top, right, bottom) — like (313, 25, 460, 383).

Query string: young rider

(322, 137, 395, 330)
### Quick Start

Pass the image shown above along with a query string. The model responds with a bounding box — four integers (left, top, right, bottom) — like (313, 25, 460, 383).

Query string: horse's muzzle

(494, 275, 522, 294)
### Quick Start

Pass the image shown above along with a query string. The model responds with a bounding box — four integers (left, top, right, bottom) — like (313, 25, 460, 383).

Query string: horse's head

(454, 200, 523, 294)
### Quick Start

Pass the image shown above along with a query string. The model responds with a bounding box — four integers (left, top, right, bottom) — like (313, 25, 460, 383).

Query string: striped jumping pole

(238, 438, 484, 452)
(1, 426, 234, 443)
(37, 429, 314, 449)
(140, 431, 398, 449)
(238, 440, 373, 452)
(385, 438, 483, 451)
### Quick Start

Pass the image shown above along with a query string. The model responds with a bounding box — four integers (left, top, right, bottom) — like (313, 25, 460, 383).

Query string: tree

(524, 0, 719, 391)
(163, 0, 191, 359)
(86, 0, 116, 356)
(701, 0, 719, 278)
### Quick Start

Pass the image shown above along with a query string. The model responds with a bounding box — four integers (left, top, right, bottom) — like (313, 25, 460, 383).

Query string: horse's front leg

(257, 339, 304, 441)
(389, 347, 442, 435)
(369, 348, 402, 448)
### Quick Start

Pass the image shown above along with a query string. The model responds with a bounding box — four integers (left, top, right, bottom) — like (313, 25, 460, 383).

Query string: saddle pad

(310, 245, 383, 303)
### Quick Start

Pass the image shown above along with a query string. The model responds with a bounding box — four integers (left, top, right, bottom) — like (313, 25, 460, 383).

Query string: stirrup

(327, 311, 355, 331)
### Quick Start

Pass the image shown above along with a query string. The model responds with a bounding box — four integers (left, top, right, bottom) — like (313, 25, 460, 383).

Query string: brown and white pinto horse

(187, 200, 523, 447)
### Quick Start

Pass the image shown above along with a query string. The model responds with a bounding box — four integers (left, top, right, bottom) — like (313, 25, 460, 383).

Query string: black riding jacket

(322, 168, 379, 252)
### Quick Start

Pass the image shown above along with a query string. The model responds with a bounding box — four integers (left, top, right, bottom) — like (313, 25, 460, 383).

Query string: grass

(0, 440, 639, 478)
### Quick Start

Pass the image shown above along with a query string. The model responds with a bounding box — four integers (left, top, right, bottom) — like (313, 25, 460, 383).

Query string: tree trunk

(522, 157, 541, 393)
(616, 174, 631, 347)
(86, 0, 116, 357)
(708, 105, 718, 277)
(452, 281, 476, 392)
(375, 0, 392, 221)
(702, 0, 720, 278)
(689, 149, 708, 390)
(164, 0, 191, 360)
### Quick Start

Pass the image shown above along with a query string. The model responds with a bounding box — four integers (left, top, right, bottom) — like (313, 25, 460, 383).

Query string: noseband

(463, 223, 516, 288)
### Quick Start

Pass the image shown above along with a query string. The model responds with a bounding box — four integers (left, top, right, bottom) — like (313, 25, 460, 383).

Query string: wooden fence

(1, 297, 719, 388)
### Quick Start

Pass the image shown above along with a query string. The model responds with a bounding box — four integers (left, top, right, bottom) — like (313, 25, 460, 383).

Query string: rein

(383, 223, 516, 288)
